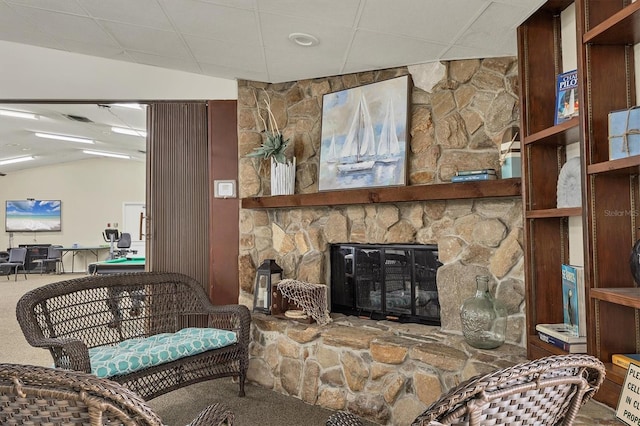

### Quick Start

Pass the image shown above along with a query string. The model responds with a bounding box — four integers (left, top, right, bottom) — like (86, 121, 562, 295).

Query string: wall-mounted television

(5, 200, 61, 232)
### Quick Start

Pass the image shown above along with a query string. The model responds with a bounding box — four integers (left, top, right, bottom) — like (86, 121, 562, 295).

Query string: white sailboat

(376, 98, 401, 163)
(325, 134, 338, 163)
(337, 93, 376, 173)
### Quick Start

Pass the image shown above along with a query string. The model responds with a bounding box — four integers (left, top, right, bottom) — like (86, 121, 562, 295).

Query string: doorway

(122, 202, 146, 257)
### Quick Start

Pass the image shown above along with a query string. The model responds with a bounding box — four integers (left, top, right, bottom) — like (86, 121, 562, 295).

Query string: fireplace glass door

(330, 244, 441, 325)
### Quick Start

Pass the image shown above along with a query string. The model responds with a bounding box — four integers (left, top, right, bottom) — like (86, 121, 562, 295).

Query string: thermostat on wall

(214, 180, 237, 198)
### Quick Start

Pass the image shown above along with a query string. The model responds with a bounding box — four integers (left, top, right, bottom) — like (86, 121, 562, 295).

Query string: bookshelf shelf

(523, 118, 580, 146)
(526, 207, 582, 219)
(583, 2, 640, 45)
(590, 287, 640, 309)
(587, 155, 640, 175)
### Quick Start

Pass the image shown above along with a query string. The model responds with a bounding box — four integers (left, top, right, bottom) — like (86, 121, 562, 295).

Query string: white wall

(1, 157, 145, 272)
(0, 40, 238, 100)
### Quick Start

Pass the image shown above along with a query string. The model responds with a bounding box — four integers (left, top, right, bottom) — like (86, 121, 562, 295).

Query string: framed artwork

(319, 75, 411, 191)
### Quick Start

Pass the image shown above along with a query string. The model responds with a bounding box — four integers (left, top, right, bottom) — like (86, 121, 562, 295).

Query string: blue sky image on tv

(5, 200, 61, 232)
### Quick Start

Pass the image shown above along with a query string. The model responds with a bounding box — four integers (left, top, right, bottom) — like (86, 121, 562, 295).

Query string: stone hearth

(248, 313, 526, 425)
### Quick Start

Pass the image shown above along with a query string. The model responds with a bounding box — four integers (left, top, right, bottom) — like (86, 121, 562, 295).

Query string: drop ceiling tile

(100, 21, 191, 59)
(358, 0, 487, 43)
(455, 2, 527, 52)
(347, 30, 447, 70)
(5, 0, 88, 15)
(49, 39, 129, 60)
(198, 61, 267, 82)
(126, 50, 203, 75)
(159, 0, 259, 43)
(77, 0, 174, 31)
(184, 34, 265, 70)
(8, 5, 117, 46)
(197, 0, 255, 9)
(256, 0, 360, 27)
(0, 2, 30, 25)
(0, 29, 66, 50)
(264, 46, 344, 83)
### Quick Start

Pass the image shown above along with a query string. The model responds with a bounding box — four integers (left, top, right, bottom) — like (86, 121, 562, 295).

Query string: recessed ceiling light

(111, 126, 147, 137)
(288, 32, 319, 47)
(0, 156, 35, 165)
(0, 109, 39, 120)
(83, 150, 131, 160)
(35, 132, 94, 144)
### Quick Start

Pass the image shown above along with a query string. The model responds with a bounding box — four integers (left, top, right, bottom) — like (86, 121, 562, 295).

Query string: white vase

(270, 157, 296, 196)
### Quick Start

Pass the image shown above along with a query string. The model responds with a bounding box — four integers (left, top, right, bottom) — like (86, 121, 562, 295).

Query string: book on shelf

(561, 264, 586, 337)
(537, 331, 587, 353)
(451, 173, 497, 183)
(555, 69, 579, 125)
(612, 354, 640, 370)
(455, 169, 496, 176)
(535, 323, 587, 344)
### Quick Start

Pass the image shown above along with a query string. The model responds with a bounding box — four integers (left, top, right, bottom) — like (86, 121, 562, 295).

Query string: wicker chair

(0, 363, 234, 425)
(326, 354, 605, 426)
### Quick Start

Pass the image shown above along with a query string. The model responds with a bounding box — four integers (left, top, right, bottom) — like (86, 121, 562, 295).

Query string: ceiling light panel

(0, 109, 39, 120)
(112, 103, 144, 110)
(82, 150, 130, 159)
(35, 132, 94, 144)
(111, 126, 147, 137)
(0, 156, 35, 165)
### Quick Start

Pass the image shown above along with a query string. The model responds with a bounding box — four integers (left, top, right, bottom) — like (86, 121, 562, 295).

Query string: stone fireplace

(237, 59, 525, 339)
(236, 59, 527, 423)
(330, 243, 442, 325)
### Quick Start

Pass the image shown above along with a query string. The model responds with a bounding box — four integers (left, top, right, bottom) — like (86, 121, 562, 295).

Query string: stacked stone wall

(237, 57, 524, 341)
(237, 58, 527, 423)
(249, 315, 526, 425)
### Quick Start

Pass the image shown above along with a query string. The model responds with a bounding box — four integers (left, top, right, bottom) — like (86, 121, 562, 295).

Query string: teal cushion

(89, 327, 237, 378)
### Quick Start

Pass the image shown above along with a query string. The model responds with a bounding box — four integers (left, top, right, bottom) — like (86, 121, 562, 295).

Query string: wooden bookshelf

(518, 0, 640, 408)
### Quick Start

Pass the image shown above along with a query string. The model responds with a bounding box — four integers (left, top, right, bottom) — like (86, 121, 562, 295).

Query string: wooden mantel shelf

(241, 178, 522, 209)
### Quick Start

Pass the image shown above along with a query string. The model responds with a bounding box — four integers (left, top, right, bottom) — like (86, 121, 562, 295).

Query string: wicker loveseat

(16, 272, 250, 401)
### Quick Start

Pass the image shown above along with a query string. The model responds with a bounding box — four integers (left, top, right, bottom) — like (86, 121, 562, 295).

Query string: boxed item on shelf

(501, 152, 521, 179)
(500, 128, 521, 178)
(608, 106, 640, 160)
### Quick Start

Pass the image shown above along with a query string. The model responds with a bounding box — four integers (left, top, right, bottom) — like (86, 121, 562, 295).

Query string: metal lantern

(253, 259, 282, 314)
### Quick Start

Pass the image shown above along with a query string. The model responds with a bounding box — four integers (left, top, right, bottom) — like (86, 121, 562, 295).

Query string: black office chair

(33, 245, 64, 275)
(115, 232, 137, 258)
(0, 247, 27, 281)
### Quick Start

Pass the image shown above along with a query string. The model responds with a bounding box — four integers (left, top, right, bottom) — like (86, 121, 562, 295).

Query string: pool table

(88, 256, 146, 275)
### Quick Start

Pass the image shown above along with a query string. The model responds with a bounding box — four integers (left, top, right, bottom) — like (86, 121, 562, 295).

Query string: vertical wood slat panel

(146, 102, 209, 288)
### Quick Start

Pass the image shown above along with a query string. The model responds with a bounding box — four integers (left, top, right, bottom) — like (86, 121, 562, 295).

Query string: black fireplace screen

(330, 243, 442, 325)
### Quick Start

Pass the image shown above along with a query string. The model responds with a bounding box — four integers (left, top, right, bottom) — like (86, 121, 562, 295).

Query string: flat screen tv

(5, 200, 61, 232)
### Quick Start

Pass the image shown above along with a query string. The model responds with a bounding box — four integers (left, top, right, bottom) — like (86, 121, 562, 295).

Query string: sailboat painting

(319, 75, 410, 191)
